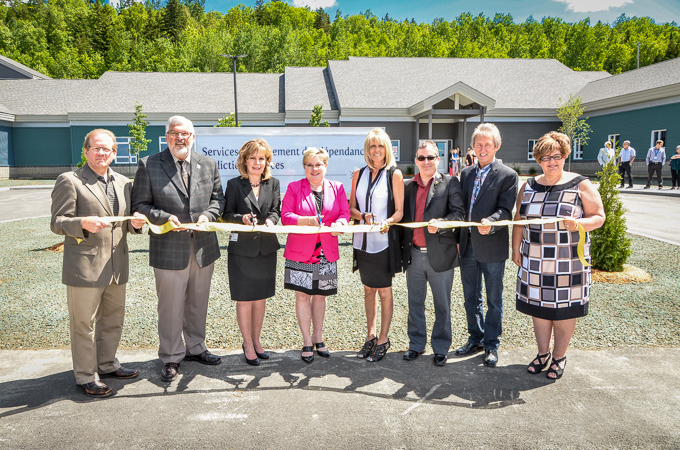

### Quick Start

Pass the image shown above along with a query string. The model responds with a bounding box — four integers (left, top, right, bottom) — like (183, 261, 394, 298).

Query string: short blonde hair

(236, 138, 273, 180)
(471, 123, 501, 148)
(302, 147, 329, 166)
(533, 131, 571, 161)
(363, 128, 396, 170)
(83, 129, 117, 151)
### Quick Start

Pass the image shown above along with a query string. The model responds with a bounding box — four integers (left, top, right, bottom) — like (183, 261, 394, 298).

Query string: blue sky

(203, 0, 680, 24)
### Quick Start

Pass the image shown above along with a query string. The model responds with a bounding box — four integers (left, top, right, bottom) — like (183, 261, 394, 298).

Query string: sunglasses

(415, 155, 437, 162)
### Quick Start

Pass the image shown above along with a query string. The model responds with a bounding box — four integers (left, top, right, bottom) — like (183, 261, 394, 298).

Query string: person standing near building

(51, 129, 146, 397)
(455, 123, 518, 368)
(618, 140, 636, 188)
(670, 145, 680, 190)
(132, 115, 225, 382)
(597, 141, 615, 170)
(645, 140, 666, 189)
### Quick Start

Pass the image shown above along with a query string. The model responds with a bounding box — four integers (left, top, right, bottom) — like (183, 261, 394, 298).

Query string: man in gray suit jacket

(455, 123, 518, 367)
(401, 140, 464, 366)
(132, 116, 225, 382)
(51, 129, 146, 397)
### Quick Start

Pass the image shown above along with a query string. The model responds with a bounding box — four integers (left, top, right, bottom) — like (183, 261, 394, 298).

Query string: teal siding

(585, 103, 680, 159)
(13, 127, 72, 166)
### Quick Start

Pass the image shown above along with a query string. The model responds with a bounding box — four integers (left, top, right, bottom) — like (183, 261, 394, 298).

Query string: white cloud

(554, 0, 633, 13)
(290, 0, 337, 9)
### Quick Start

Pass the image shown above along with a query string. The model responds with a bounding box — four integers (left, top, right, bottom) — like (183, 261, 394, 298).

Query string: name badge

(229, 232, 238, 242)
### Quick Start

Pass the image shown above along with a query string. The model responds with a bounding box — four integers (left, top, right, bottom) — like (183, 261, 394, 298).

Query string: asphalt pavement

(0, 184, 679, 448)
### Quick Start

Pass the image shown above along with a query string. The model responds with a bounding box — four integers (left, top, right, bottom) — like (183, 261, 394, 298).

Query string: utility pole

(221, 54, 247, 126)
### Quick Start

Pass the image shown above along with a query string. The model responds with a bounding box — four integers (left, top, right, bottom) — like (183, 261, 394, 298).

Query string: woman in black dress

(223, 138, 281, 366)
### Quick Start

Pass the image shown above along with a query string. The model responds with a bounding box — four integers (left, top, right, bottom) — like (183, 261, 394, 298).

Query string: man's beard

(170, 146, 190, 159)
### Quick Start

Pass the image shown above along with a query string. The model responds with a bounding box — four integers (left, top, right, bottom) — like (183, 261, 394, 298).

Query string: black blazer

(457, 160, 518, 263)
(222, 176, 281, 257)
(401, 172, 464, 272)
(131, 148, 225, 270)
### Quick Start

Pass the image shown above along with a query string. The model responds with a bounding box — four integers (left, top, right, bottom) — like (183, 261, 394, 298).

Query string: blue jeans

(406, 247, 454, 355)
(459, 241, 505, 351)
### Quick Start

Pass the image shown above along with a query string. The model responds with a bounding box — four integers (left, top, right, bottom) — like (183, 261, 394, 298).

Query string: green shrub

(590, 156, 631, 271)
(528, 166, 537, 175)
(513, 166, 521, 175)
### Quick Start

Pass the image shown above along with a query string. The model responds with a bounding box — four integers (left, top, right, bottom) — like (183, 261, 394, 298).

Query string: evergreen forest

(1, 0, 679, 79)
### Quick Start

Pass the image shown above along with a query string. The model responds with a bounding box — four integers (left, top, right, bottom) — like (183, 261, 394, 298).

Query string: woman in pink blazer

(281, 147, 350, 363)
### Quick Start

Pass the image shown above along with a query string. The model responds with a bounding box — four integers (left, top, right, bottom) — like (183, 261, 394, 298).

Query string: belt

(413, 244, 427, 253)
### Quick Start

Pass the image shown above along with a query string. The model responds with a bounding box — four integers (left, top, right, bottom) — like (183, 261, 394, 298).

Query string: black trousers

(618, 161, 633, 187)
(646, 162, 663, 187)
(672, 169, 679, 188)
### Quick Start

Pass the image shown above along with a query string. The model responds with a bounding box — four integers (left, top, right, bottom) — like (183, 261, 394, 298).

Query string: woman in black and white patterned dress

(511, 132, 605, 380)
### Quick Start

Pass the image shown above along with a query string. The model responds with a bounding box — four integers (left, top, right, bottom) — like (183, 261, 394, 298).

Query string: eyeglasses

(88, 147, 114, 154)
(305, 163, 326, 170)
(415, 155, 437, 162)
(540, 154, 564, 162)
(167, 131, 192, 139)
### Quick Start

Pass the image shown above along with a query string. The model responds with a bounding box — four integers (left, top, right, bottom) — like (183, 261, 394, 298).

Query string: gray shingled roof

(284, 66, 337, 110)
(0, 55, 52, 80)
(0, 72, 283, 116)
(578, 57, 680, 104)
(328, 57, 609, 111)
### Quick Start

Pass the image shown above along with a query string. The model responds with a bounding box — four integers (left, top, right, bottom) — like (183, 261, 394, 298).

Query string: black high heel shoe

(255, 350, 270, 360)
(315, 342, 330, 358)
(357, 336, 377, 359)
(242, 344, 260, 366)
(547, 355, 567, 380)
(527, 351, 551, 374)
(301, 346, 314, 363)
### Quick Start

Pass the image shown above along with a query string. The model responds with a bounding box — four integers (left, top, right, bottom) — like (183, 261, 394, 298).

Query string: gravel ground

(1, 217, 678, 352)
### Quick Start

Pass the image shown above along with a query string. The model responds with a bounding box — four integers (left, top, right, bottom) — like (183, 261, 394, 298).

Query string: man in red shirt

(400, 140, 464, 366)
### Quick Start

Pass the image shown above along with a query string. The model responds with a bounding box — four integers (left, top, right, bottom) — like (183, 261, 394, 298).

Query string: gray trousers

(406, 247, 454, 355)
(154, 240, 215, 364)
(67, 283, 125, 384)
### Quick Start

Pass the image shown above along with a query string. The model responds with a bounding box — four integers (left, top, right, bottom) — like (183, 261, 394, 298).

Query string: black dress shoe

(185, 350, 222, 365)
(99, 366, 139, 379)
(315, 342, 330, 358)
(484, 349, 498, 367)
(455, 341, 484, 356)
(433, 354, 447, 366)
(78, 380, 113, 398)
(255, 350, 270, 360)
(161, 362, 180, 382)
(402, 350, 424, 361)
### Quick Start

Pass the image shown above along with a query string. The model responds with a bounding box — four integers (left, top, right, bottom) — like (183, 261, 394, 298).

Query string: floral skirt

(284, 252, 338, 296)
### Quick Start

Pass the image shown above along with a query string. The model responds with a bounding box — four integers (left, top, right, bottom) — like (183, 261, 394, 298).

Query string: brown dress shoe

(161, 362, 179, 382)
(99, 366, 139, 379)
(78, 380, 113, 398)
(184, 350, 221, 365)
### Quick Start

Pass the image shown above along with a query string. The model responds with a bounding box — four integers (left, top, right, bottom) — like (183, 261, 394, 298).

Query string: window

(528, 139, 538, 160)
(651, 129, 666, 148)
(159, 136, 167, 152)
(608, 134, 620, 148)
(113, 137, 137, 165)
(0, 131, 8, 165)
(572, 138, 583, 160)
(390, 140, 400, 161)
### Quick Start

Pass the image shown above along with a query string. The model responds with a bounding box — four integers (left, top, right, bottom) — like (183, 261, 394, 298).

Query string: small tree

(590, 151, 631, 272)
(76, 148, 87, 168)
(309, 104, 330, 127)
(215, 113, 240, 127)
(128, 102, 151, 157)
(557, 95, 591, 171)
